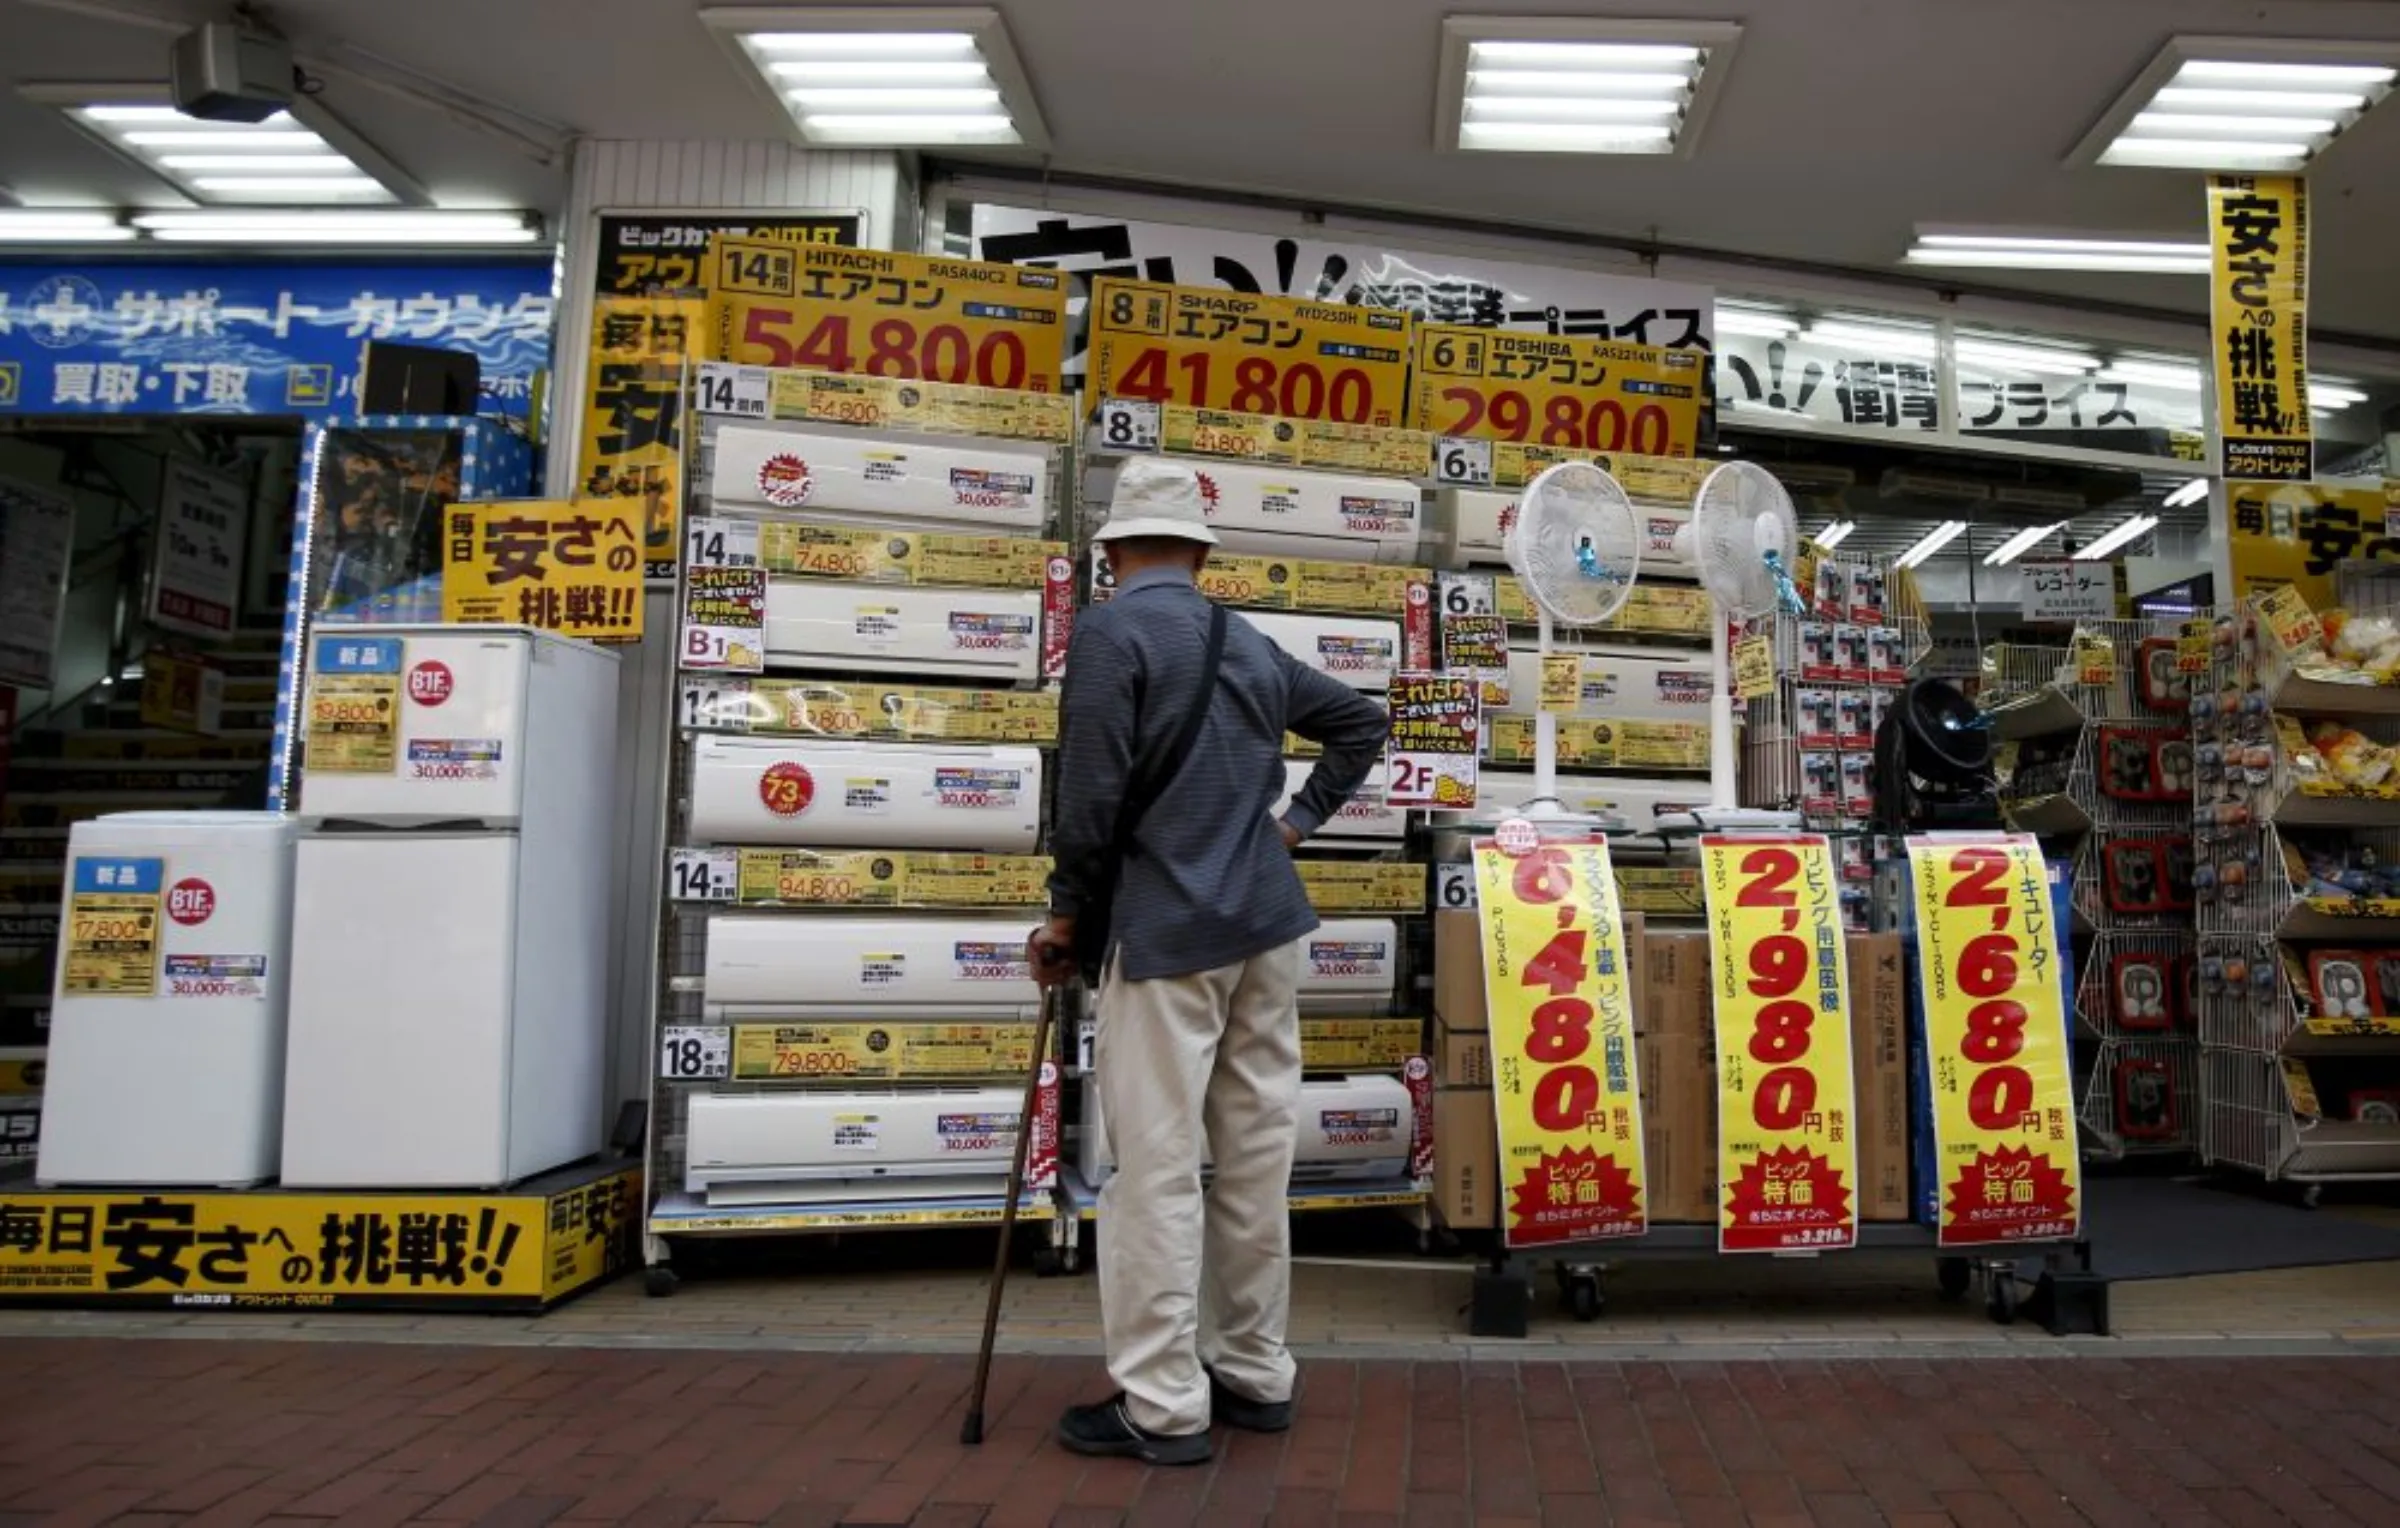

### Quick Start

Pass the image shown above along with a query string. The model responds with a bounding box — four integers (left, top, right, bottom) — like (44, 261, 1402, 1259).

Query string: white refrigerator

(281, 625, 619, 1188)
(37, 811, 298, 1187)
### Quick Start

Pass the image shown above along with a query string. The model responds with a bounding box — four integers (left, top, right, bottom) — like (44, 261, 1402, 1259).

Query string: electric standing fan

(1673, 459, 1806, 823)
(1502, 460, 1641, 821)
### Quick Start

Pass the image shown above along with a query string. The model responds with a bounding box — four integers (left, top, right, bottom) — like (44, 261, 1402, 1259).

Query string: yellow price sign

(707, 237, 1069, 394)
(1411, 324, 1702, 457)
(1086, 276, 1414, 426)
(731, 1023, 1036, 1082)
(303, 633, 401, 774)
(2071, 631, 2118, 687)
(2208, 175, 2313, 482)
(62, 854, 163, 996)
(1732, 635, 1775, 701)
(1471, 831, 1646, 1247)
(1698, 834, 1858, 1253)
(2256, 582, 2323, 656)
(1905, 835, 2081, 1248)
(442, 500, 644, 641)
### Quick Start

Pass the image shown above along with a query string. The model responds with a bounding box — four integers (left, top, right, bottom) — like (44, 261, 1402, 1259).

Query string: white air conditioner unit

(688, 737, 1042, 851)
(1244, 611, 1400, 692)
(704, 915, 1040, 1021)
(764, 580, 1043, 683)
(1093, 457, 1424, 565)
(1448, 771, 1710, 833)
(1297, 919, 1401, 1012)
(1501, 646, 1713, 724)
(686, 1084, 1042, 1205)
(1437, 486, 1697, 581)
(1077, 1072, 1413, 1186)
(709, 424, 1051, 536)
(1273, 761, 1404, 841)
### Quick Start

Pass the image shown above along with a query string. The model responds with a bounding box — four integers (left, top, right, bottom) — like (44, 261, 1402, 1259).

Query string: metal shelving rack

(2196, 596, 2400, 1194)
(638, 366, 1081, 1293)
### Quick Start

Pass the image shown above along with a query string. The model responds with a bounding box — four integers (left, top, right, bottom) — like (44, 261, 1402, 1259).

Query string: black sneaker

(1056, 1394, 1212, 1465)
(1205, 1367, 1294, 1433)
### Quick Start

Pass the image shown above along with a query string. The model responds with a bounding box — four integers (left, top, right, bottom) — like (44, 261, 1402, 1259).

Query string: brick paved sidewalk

(4, 1341, 2400, 1526)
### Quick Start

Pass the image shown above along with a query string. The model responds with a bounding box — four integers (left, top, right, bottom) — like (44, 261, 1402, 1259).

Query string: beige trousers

(1095, 937, 1303, 1436)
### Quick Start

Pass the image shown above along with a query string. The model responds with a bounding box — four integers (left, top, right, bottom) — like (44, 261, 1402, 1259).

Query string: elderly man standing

(1027, 458, 1389, 1465)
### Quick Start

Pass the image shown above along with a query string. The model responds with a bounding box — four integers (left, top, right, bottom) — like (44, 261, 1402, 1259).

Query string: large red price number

(1110, 348, 1375, 423)
(1943, 847, 2037, 1130)
(738, 309, 1033, 391)
(1734, 847, 1818, 1131)
(1510, 846, 1601, 1133)
(1437, 387, 1675, 453)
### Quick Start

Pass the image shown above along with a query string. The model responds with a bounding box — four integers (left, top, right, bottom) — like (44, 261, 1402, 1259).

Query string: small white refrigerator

(37, 811, 298, 1187)
(281, 625, 620, 1188)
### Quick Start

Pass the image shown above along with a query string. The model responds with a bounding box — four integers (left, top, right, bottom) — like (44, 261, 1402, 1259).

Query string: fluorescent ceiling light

(1984, 522, 2068, 567)
(1894, 521, 1969, 568)
(1439, 17, 1740, 157)
(703, 7, 1047, 151)
(2311, 378, 2369, 406)
(57, 101, 401, 205)
(1905, 230, 2211, 275)
(1715, 303, 1798, 338)
(130, 210, 540, 245)
(2074, 515, 2161, 561)
(1811, 520, 1855, 550)
(1801, 320, 1936, 358)
(2076, 38, 2400, 170)
(0, 209, 133, 242)
(1954, 337, 2100, 376)
(2162, 478, 2210, 509)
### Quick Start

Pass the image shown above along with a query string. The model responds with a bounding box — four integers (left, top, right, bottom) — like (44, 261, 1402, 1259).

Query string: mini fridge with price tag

(281, 625, 620, 1188)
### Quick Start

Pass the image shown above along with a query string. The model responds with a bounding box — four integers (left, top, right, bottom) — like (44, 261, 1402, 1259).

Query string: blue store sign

(0, 259, 554, 419)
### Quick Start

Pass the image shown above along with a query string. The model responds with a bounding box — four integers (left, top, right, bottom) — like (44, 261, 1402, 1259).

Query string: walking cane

(960, 972, 1060, 1445)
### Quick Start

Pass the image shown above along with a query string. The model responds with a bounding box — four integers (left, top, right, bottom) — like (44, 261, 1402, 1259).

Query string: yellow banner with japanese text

(1086, 276, 1415, 427)
(705, 237, 1069, 396)
(1698, 835, 1858, 1253)
(442, 500, 644, 641)
(1906, 835, 2081, 1248)
(1411, 324, 1702, 457)
(1471, 831, 1646, 1248)
(2225, 479, 2398, 609)
(2209, 174, 2312, 482)
(0, 1165, 640, 1307)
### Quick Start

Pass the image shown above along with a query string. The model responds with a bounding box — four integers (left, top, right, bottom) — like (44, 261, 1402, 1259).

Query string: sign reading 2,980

(1085, 276, 1414, 425)
(706, 237, 1069, 394)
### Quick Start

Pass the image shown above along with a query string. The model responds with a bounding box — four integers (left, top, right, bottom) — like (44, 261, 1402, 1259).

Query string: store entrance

(1, 416, 301, 1060)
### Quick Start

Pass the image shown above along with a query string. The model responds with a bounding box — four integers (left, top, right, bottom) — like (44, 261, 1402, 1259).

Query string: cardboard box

(1433, 909, 1487, 1031)
(1848, 931, 1911, 1221)
(1433, 1086, 1497, 1229)
(1638, 1028, 1718, 1223)
(1435, 1020, 1492, 1089)
(1643, 930, 1713, 1037)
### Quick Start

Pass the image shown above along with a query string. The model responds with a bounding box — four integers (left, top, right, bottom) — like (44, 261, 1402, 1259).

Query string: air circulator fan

(1672, 459, 1807, 827)
(1501, 460, 1641, 823)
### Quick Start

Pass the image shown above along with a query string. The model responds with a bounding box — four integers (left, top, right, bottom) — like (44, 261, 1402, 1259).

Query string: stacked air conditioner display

(647, 396, 1073, 1262)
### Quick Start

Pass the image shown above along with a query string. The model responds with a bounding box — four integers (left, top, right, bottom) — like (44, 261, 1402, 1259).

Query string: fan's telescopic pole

(1534, 606, 1559, 808)
(1709, 614, 1738, 810)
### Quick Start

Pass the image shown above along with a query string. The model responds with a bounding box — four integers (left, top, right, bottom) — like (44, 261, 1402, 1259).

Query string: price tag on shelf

(1470, 832, 1645, 1247)
(683, 516, 759, 570)
(694, 361, 769, 420)
(1436, 570, 1496, 618)
(1697, 834, 1859, 1255)
(1433, 435, 1494, 487)
(1385, 673, 1479, 810)
(2257, 583, 2324, 655)
(1732, 635, 1775, 701)
(667, 847, 738, 902)
(660, 1025, 731, 1081)
(1434, 862, 1477, 911)
(678, 677, 753, 733)
(1905, 834, 2081, 1249)
(1094, 398, 1161, 454)
(679, 566, 766, 673)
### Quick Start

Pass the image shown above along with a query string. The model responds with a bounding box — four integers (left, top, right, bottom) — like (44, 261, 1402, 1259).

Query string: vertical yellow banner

(1698, 834, 1858, 1253)
(1471, 831, 1646, 1247)
(2208, 175, 2312, 482)
(1906, 835, 2082, 1247)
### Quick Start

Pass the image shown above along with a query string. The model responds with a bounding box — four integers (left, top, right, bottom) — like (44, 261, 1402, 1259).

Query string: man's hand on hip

(1028, 915, 1078, 989)
(1279, 820, 1302, 850)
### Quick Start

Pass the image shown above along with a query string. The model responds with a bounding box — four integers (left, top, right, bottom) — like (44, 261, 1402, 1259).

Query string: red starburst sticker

(1194, 471, 1221, 516)
(758, 761, 814, 818)
(1494, 817, 1539, 857)
(1505, 1146, 1643, 1246)
(1942, 1145, 2079, 1246)
(407, 660, 453, 706)
(167, 877, 216, 926)
(1722, 1145, 1854, 1252)
(756, 453, 814, 507)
